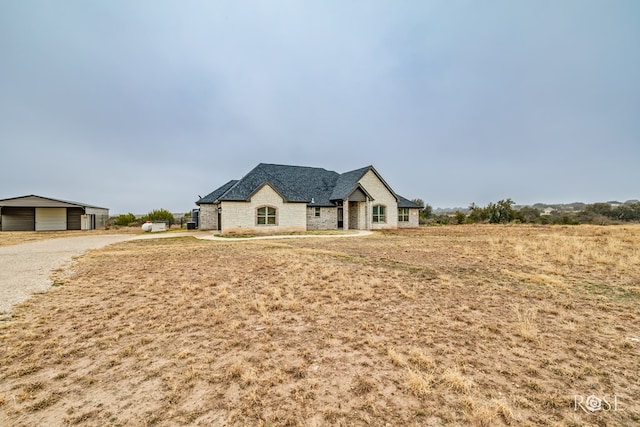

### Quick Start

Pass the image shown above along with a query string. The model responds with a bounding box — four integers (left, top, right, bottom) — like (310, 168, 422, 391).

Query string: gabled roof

(330, 165, 398, 202)
(329, 166, 371, 200)
(198, 163, 419, 208)
(207, 164, 340, 206)
(0, 194, 107, 209)
(196, 180, 238, 204)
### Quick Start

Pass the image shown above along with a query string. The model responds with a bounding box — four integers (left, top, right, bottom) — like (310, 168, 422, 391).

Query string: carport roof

(0, 195, 108, 210)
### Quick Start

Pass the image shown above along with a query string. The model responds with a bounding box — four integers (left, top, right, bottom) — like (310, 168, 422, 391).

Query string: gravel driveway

(0, 235, 139, 315)
(0, 230, 372, 315)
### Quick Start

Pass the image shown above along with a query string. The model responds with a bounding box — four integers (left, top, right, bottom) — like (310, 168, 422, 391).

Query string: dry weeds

(0, 228, 143, 247)
(1, 224, 639, 426)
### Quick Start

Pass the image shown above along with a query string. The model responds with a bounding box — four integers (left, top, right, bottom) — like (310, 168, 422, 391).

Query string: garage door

(67, 207, 83, 230)
(35, 208, 67, 231)
(1, 207, 36, 231)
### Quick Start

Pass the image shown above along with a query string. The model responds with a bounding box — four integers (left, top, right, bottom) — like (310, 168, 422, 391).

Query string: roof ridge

(0, 194, 107, 209)
(258, 163, 335, 173)
(200, 163, 412, 208)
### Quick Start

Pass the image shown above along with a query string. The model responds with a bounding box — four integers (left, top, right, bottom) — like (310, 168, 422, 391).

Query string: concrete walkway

(0, 230, 372, 315)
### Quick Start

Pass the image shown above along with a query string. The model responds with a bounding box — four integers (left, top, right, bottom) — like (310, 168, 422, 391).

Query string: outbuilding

(0, 195, 109, 231)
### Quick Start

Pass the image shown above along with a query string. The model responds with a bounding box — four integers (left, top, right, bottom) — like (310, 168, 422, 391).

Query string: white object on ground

(151, 223, 166, 232)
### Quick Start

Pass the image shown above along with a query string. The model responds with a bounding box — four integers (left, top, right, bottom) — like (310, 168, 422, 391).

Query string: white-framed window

(257, 206, 277, 225)
(314, 207, 321, 217)
(372, 205, 386, 223)
(398, 208, 409, 222)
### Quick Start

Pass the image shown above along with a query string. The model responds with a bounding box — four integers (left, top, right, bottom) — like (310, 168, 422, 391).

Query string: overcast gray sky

(1, 1, 638, 214)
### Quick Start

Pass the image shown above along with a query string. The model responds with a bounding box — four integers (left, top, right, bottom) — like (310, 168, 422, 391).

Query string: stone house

(196, 163, 421, 234)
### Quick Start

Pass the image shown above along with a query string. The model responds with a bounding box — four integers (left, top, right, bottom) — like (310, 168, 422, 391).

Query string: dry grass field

(0, 228, 142, 248)
(1, 225, 639, 426)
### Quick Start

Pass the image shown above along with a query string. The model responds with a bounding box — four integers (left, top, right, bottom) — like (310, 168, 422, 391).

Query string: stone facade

(343, 201, 368, 230)
(220, 184, 307, 234)
(306, 207, 338, 230)
(199, 204, 218, 230)
(358, 170, 398, 230)
(398, 208, 420, 228)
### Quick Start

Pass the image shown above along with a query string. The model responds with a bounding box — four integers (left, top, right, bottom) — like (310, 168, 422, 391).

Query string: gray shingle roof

(222, 164, 339, 205)
(329, 166, 371, 200)
(397, 195, 423, 209)
(196, 180, 238, 204)
(198, 163, 421, 208)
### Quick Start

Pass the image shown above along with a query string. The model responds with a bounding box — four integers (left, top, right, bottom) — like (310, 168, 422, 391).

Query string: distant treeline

(412, 199, 640, 225)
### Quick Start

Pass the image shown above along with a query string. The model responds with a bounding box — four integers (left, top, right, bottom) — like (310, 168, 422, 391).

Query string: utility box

(151, 222, 167, 232)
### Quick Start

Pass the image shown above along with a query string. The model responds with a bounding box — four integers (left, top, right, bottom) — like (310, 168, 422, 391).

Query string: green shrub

(113, 213, 137, 227)
(142, 209, 175, 226)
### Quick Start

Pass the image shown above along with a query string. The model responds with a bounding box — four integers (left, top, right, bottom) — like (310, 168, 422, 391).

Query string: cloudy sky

(1, 1, 638, 214)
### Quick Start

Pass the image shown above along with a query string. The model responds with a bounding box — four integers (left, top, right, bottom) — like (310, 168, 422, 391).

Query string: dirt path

(0, 230, 372, 315)
(0, 235, 137, 315)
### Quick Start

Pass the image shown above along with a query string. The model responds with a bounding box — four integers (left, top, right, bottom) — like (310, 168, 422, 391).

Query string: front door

(337, 207, 343, 229)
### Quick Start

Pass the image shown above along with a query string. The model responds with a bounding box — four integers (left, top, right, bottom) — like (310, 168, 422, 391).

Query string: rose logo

(585, 395, 602, 412)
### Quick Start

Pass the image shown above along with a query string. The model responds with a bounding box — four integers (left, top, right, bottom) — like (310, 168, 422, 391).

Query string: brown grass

(1, 224, 639, 425)
(0, 228, 149, 247)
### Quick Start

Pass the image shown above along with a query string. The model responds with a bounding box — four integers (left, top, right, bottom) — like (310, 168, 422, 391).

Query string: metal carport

(0, 195, 109, 231)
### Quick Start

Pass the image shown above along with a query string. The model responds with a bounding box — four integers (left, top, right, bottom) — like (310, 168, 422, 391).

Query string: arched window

(372, 205, 386, 223)
(257, 206, 277, 225)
